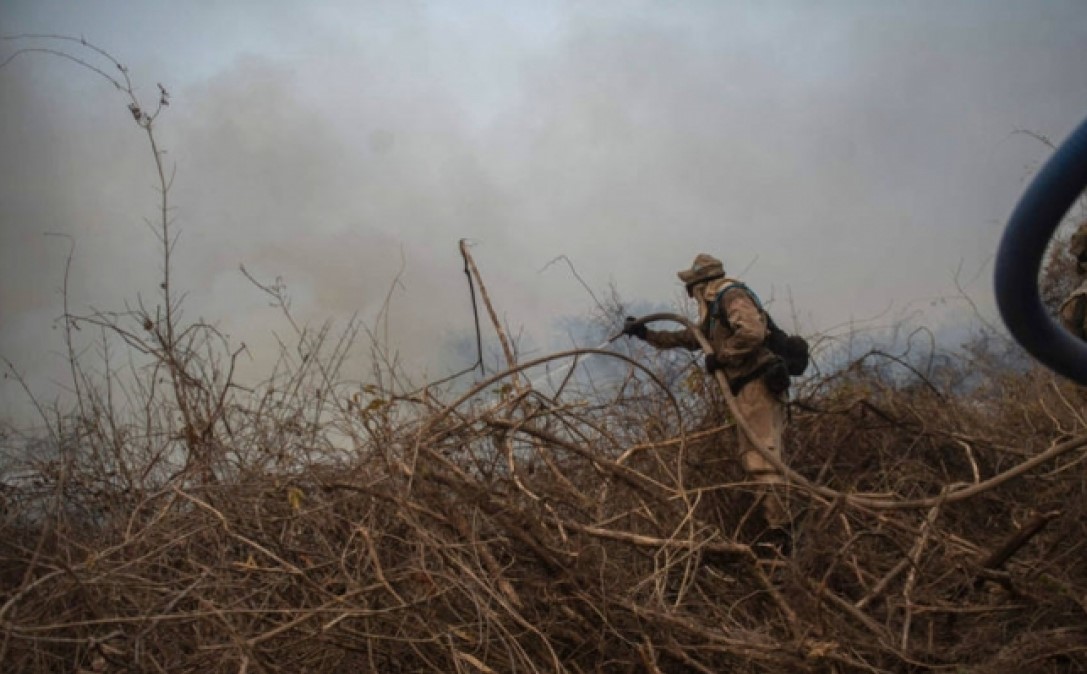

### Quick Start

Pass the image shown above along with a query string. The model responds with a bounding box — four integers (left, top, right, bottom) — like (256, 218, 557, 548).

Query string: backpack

(708, 282, 810, 377)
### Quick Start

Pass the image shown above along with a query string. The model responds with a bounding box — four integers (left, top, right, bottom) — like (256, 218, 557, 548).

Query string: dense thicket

(4, 36, 1086, 674)
(2, 315, 1086, 674)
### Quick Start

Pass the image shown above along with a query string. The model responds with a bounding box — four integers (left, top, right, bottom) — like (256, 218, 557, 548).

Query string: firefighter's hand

(704, 353, 722, 373)
(622, 316, 648, 340)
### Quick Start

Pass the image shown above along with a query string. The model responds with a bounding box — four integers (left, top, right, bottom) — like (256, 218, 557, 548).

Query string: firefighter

(1059, 220, 1087, 339)
(624, 253, 792, 555)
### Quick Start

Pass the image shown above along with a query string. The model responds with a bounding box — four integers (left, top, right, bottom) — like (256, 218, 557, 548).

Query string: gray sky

(2, 1, 1087, 419)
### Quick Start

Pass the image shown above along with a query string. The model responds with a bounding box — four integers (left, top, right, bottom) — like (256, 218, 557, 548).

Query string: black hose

(994, 114, 1087, 384)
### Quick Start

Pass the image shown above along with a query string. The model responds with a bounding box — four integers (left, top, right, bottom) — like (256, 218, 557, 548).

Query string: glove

(704, 353, 721, 374)
(622, 316, 648, 340)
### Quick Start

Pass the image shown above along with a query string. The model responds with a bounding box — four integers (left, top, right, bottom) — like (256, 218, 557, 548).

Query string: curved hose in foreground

(995, 114, 1087, 384)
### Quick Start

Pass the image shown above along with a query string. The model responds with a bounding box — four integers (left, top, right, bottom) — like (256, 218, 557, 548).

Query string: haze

(2, 1, 1086, 420)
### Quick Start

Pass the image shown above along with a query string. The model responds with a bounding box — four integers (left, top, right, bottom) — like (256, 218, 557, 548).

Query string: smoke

(2, 1, 1087, 420)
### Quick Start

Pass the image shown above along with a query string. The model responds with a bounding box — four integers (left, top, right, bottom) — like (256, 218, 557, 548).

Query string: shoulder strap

(708, 281, 765, 332)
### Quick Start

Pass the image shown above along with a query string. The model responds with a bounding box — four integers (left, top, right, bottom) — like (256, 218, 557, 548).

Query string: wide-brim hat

(678, 253, 725, 294)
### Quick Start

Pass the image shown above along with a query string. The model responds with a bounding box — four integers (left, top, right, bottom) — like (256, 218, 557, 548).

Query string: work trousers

(732, 377, 789, 528)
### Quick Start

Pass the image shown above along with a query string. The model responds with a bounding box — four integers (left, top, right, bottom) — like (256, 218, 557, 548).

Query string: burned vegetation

(4, 35, 1087, 674)
(2, 291, 1087, 673)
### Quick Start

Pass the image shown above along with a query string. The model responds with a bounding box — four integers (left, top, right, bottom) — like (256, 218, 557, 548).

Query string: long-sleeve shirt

(644, 278, 775, 380)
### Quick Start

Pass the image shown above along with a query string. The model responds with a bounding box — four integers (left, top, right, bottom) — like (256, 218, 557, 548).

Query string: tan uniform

(643, 277, 790, 527)
(1060, 280, 1087, 339)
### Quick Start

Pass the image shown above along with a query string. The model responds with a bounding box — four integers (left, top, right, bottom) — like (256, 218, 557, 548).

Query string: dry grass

(3, 309, 1087, 673)
(4, 35, 1087, 674)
